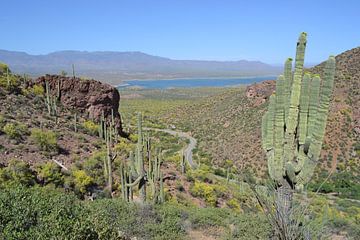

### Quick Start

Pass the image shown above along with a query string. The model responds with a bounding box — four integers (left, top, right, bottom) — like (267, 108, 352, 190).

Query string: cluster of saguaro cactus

(119, 112, 165, 204)
(101, 114, 118, 196)
(261, 32, 336, 190)
(45, 80, 59, 123)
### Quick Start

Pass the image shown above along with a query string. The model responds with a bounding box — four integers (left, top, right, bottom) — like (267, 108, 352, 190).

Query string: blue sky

(1, 0, 359, 64)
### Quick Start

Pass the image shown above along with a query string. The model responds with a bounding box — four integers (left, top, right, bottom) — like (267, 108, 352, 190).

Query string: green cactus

(136, 113, 146, 202)
(105, 125, 117, 196)
(180, 151, 186, 174)
(74, 112, 77, 132)
(159, 172, 165, 204)
(6, 67, 10, 89)
(56, 79, 61, 101)
(72, 64, 75, 78)
(45, 80, 51, 115)
(262, 32, 336, 189)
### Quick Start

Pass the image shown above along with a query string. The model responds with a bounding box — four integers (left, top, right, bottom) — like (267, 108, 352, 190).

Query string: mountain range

(0, 50, 281, 85)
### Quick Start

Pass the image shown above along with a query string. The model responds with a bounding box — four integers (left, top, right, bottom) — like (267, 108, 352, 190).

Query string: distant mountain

(0, 50, 281, 85)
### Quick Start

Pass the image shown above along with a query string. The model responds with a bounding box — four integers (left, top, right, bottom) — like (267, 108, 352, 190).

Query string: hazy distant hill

(0, 50, 281, 85)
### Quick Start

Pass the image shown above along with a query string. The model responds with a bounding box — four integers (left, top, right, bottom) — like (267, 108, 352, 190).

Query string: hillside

(0, 60, 359, 239)
(163, 47, 360, 177)
(0, 50, 281, 84)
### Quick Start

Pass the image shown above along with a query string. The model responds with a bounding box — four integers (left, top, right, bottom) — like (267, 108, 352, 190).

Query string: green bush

(30, 128, 58, 153)
(0, 70, 21, 92)
(72, 170, 94, 194)
(0, 185, 187, 239)
(0, 185, 95, 239)
(190, 181, 217, 206)
(30, 84, 44, 96)
(83, 151, 107, 186)
(36, 162, 64, 187)
(229, 214, 271, 239)
(3, 122, 28, 141)
(0, 159, 36, 186)
(82, 120, 99, 135)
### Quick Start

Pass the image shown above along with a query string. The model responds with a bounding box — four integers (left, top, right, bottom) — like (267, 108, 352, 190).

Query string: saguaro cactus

(260, 32, 336, 238)
(262, 32, 336, 190)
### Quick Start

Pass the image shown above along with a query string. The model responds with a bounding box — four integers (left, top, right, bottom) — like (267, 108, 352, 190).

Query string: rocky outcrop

(245, 80, 275, 106)
(36, 75, 125, 136)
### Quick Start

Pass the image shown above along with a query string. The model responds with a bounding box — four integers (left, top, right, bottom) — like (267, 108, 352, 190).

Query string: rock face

(36, 75, 125, 136)
(245, 80, 275, 106)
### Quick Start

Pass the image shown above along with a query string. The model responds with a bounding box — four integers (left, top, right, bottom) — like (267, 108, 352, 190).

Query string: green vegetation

(310, 170, 360, 200)
(2, 122, 28, 141)
(81, 120, 99, 135)
(0, 184, 274, 240)
(36, 162, 63, 186)
(30, 128, 58, 153)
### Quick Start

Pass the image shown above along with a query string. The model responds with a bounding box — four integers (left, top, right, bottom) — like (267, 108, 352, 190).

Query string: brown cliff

(36, 75, 126, 136)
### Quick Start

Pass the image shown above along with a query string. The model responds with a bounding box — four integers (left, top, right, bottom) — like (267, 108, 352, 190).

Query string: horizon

(0, 48, 319, 67)
(1, 0, 359, 65)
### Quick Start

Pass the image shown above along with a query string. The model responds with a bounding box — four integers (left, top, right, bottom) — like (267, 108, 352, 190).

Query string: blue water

(118, 76, 276, 89)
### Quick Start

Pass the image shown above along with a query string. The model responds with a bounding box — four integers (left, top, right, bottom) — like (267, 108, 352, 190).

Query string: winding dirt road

(144, 127, 197, 168)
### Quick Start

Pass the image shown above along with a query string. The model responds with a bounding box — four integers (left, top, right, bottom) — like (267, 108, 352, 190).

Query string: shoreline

(116, 75, 277, 88)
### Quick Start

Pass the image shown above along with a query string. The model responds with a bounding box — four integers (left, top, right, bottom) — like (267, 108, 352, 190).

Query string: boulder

(36, 75, 126, 136)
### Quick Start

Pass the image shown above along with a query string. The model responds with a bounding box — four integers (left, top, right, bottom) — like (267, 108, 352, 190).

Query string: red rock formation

(36, 75, 126, 136)
(245, 80, 275, 106)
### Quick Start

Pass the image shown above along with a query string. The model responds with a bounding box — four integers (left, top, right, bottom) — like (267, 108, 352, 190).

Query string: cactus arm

(261, 112, 268, 150)
(283, 32, 307, 167)
(159, 172, 165, 203)
(273, 75, 286, 181)
(298, 73, 311, 145)
(265, 95, 276, 150)
(284, 58, 293, 122)
(308, 56, 336, 160)
(305, 75, 321, 146)
(136, 112, 146, 202)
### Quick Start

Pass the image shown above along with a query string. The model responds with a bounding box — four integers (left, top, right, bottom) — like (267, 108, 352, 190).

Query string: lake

(118, 76, 276, 89)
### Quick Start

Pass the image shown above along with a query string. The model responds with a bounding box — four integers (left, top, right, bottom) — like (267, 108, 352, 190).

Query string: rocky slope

(0, 74, 126, 166)
(36, 75, 125, 136)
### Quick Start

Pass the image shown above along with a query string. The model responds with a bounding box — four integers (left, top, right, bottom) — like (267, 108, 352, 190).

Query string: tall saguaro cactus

(262, 32, 336, 190)
(260, 32, 336, 238)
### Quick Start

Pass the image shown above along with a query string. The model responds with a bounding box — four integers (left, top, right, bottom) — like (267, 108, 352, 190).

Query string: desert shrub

(190, 181, 217, 206)
(0, 71, 21, 92)
(82, 199, 137, 239)
(31, 84, 44, 96)
(147, 203, 186, 239)
(83, 151, 107, 186)
(227, 198, 242, 212)
(30, 128, 58, 153)
(0, 185, 95, 239)
(229, 213, 271, 239)
(114, 138, 134, 154)
(0, 159, 36, 186)
(129, 133, 138, 142)
(3, 122, 28, 141)
(187, 206, 230, 228)
(81, 120, 98, 135)
(72, 170, 94, 194)
(36, 162, 64, 187)
(0, 62, 9, 73)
